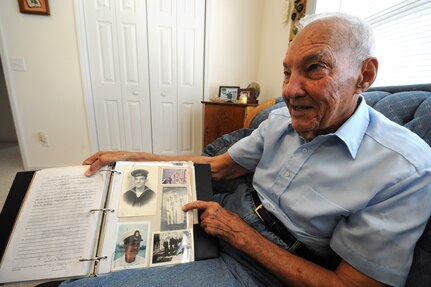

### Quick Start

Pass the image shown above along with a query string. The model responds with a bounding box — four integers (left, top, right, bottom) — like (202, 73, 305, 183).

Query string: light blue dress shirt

(228, 96, 431, 287)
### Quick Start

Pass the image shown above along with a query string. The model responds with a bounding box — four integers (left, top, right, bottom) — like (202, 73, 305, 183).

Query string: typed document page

(0, 166, 107, 283)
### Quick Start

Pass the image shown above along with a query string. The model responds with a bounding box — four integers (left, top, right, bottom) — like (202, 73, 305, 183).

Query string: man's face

(282, 19, 361, 140)
(134, 175, 147, 188)
(124, 240, 140, 262)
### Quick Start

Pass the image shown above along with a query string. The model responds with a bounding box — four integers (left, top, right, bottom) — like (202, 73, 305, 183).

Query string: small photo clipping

(151, 230, 193, 266)
(112, 222, 150, 271)
(161, 168, 188, 185)
(161, 187, 188, 231)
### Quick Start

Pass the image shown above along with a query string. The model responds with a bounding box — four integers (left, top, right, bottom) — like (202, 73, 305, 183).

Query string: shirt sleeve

(330, 170, 431, 287)
(228, 118, 269, 171)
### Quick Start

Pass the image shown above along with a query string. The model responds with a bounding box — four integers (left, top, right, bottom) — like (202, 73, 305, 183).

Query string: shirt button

(284, 171, 290, 177)
(302, 148, 308, 153)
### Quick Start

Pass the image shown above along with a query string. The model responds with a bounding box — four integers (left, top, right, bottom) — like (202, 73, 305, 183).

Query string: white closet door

(147, 0, 204, 155)
(84, 0, 152, 152)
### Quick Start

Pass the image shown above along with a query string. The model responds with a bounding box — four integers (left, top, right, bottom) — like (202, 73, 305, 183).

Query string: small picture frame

(218, 86, 240, 101)
(240, 88, 257, 104)
(18, 0, 50, 16)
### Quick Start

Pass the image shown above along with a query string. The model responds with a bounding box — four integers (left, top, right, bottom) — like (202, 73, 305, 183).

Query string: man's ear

(355, 57, 378, 94)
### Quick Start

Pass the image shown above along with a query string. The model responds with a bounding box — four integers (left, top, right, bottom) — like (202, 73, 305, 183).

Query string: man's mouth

(291, 105, 313, 111)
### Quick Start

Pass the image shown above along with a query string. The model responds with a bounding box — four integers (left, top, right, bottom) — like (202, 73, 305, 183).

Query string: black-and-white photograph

(112, 222, 149, 271)
(151, 230, 192, 266)
(218, 86, 240, 101)
(161, 168, 188, 185)
(160, 187, 188, 231)
(118, 166, 158, 217)
(26, 0, 41, 7)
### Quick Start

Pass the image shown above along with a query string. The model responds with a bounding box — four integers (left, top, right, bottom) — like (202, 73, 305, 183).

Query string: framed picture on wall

(218, 86, 240, 101)
(18, 0, 50, 16)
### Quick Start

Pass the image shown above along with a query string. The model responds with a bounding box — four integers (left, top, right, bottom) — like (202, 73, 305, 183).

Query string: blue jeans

(60, 185, 285, 287)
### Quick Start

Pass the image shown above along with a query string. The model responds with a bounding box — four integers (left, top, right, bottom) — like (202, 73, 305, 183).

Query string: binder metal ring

(89, 208, 115, 213)
(79, 256, 107, 262)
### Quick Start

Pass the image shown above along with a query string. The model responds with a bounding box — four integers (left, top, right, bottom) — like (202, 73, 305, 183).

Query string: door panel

(147, 0, 204, 155)
(161, 102, 175, 152)
(97, 22, 117, 83)
(116, 0, 152, 152)
(147, 0, 178, 155)
(84, 0, 152, 152)
(125, 101, 145, 150)
(177, 0, 204, 155)
(104, 100, 123, 150)
(83, 0, 204, 155)
(180, 103, 194, 153)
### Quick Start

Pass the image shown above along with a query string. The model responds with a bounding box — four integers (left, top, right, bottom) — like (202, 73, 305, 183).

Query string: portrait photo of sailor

(123, 169, 155, 207)
(118, 167, 157, 217)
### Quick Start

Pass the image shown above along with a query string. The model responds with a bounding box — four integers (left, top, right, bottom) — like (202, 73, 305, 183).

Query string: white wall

(257, 0, 291, 102)
(0, 1, 91, 169)
(205, 0, 263, 99)
(205, 0, 291, 103)
(0, 0, 293, 168)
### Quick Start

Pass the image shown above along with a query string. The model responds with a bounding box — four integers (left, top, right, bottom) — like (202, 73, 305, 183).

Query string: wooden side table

(202, 101, 257, 148)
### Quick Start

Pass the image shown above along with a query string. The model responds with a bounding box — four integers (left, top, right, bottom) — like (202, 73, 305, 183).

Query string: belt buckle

(254, 204, 265, 222)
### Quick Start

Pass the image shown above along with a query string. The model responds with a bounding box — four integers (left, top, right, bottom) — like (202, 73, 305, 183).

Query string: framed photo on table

(218, 86, 240, 101)
(18, 0, 50, 16)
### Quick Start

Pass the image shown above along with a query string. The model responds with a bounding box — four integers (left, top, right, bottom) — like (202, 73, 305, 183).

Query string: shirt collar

(333, 96, 369, 159)
(287, 96, 369, 159)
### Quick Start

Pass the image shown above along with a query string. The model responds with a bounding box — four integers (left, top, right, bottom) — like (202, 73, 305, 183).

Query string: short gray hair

(296, 12, 375, 67)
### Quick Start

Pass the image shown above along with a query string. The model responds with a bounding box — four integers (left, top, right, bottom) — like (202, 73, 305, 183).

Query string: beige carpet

(0, 142, 49, 287)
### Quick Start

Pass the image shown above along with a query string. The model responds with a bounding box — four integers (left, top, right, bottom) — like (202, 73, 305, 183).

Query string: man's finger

(84, 162, 102, 177)
(82, 152, 102, 165)
(83, 152, 114, 176)
(183, 200, 215, 212)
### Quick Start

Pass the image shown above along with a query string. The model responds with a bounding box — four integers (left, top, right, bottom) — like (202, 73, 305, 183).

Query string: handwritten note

(0, 166, 106, 283)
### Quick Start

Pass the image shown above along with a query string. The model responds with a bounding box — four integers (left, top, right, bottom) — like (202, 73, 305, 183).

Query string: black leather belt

(251, 188, 341, 270)
(251, 189, 299, 249)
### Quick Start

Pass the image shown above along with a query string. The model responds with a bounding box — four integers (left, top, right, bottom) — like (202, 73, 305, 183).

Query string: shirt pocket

(285, 187, 352, 238)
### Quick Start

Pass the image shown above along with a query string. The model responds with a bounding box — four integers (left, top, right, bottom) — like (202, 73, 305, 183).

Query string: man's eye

(306, 63, 329, 78)
(308, 64, 324, 71)
(283, 71, 291, 84)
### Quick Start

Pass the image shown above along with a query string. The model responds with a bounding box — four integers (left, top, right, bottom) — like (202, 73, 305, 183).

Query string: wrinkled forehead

(286, 18, 353, 62)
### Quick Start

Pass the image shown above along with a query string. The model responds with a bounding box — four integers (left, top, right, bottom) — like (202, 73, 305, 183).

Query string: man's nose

(282, 73, 306, 99)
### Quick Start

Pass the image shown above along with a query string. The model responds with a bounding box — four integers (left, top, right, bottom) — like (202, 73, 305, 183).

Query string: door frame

(73, 0, 100, 153)
(0, 13, 28, 168)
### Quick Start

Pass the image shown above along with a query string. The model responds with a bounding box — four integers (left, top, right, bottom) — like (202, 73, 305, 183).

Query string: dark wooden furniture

(202, 101, 257, 147)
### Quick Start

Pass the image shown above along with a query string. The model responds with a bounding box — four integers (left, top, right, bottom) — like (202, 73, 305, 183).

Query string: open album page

(96, 161, 197, 274)
(0, 166, 108, 283)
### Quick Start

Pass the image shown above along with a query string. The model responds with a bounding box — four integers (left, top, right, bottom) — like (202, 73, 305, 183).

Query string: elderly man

(63, 12, 430, 287)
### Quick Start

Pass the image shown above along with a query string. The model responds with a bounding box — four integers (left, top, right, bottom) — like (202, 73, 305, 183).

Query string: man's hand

(82, 151, 133, 176)
(183, 200, 259, 249)
(183, 200, 385, 287)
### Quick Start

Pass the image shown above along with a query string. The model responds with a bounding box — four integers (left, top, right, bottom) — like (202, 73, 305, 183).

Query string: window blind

(314, 0, 431, 86)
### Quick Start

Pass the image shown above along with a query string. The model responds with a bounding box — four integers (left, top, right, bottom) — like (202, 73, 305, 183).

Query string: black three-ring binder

(0, 164, 219, 262)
